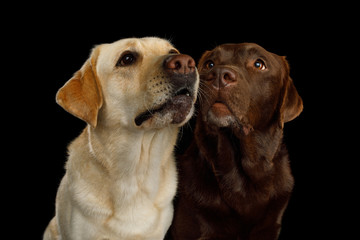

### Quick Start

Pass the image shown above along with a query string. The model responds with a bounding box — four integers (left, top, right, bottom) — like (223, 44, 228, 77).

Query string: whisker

(198, 81, 212, 107)
(143, 94, 155, 117)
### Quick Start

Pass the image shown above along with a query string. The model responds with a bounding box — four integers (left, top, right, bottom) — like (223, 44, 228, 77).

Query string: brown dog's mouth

(210, 101, 232, 117)
(135, 88, 193, 126)
(207, 101, 236, 127)
(206, 101, 254, 135)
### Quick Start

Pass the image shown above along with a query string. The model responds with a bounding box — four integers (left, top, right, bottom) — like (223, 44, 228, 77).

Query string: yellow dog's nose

(164, 54, 195, 75)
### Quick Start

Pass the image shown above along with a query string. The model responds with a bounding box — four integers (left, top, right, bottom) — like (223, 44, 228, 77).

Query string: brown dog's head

(197, 43, 303, 135)
(56, 37, 199, 129)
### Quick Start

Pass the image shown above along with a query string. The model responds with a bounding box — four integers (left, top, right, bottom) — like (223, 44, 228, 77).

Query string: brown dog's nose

(211, 68, 237, 89)
(164, 54, 195, 74)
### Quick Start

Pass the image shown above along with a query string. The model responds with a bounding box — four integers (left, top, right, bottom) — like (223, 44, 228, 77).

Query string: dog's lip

(207, 100, 254, 135)
(135, 88, 193, 126)
(210, 101, 232, 116)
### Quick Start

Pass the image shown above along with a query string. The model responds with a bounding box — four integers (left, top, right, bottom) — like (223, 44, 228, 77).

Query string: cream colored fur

(43, 37, 199, 240)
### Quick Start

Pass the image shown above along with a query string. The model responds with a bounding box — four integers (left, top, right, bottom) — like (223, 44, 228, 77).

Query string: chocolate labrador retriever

(168, 43, 303, 239)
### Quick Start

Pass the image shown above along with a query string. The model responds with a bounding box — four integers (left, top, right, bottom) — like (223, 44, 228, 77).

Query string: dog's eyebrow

(169, 49, 180, 54)
(246, 47, 268, 59)
(247, 47, 260, 55)
(243, 47, 269, 61)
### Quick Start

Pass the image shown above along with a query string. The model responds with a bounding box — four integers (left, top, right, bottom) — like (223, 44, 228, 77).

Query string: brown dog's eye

(254, 59, 266, 70)
(116, 52, 137, 67)
(204, 60, 215, 69)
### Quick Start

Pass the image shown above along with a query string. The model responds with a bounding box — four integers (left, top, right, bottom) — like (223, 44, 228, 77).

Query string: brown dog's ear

(279, 57, 303, 128)
(56, 47, 103, 128)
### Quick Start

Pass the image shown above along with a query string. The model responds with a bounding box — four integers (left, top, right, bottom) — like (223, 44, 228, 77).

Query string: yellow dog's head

(56, 37, 199, 129)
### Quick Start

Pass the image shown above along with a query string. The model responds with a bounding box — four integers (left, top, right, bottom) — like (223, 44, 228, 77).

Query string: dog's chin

(205, 102, 253, 135)
(206, 102, 237, 128)
(135, 93, 195, 129)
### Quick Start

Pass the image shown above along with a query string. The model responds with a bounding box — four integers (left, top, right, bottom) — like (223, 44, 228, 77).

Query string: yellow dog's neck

(63, 124, 179, 232)
(84, 124, 178, 178)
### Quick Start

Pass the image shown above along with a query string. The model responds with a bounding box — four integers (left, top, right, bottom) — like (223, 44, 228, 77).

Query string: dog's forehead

(210, 43, 281, 68)
(139, 37, 175, 53)
(213, 43, 268, 59)
(103, 37, 174, 57)
(95, 37, 175, 76)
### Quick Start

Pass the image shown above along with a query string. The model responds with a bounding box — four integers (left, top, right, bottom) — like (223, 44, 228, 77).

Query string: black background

(6, 4, 352, 239)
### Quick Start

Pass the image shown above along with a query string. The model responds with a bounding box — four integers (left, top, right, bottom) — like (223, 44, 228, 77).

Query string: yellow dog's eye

(254, 59, 266, 70)
(117, 52, 137, 67)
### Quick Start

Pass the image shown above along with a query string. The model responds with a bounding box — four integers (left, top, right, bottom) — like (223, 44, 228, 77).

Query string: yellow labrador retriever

(43, 37, 199, 240)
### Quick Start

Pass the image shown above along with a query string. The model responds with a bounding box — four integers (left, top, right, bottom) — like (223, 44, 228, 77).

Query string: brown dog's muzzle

(202, 66, 237, 89)
(200, 65, 253, 135)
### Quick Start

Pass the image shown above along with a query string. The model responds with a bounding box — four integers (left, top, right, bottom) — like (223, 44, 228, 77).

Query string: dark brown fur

(168, 43, 303, 239)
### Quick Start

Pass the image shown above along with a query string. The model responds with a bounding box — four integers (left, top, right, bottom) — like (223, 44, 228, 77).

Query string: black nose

(164, 54, 196, 75)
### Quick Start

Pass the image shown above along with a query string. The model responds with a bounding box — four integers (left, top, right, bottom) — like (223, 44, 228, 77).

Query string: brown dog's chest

(181, 144, 275, 210)
(175, 128, 292, 238)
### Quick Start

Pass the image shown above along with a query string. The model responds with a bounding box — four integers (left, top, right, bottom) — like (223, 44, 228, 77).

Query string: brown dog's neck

(195, 117, 284, 183)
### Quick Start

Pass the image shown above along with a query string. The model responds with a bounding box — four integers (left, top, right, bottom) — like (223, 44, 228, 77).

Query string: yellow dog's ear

(56, 47, 103, 128)
(279, 57, 303, 128)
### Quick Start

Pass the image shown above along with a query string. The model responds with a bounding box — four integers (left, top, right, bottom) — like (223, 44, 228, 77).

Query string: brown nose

(164, 54, 196, 74)
(210, 68, 237, 89)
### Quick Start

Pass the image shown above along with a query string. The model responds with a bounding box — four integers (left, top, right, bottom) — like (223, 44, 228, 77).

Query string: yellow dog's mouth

(135, 87, 193, 126)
